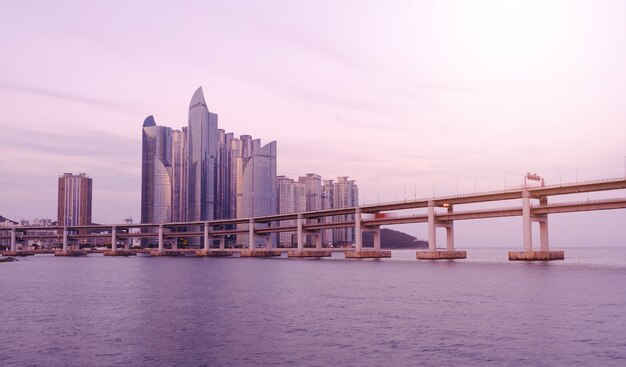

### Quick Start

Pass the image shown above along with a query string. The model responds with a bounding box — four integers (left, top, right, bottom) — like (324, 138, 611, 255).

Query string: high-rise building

(298, 173, 322, 245)
(57, 173, 92, 226)
(187, 86, 218, 222)
(332, 176, 359, 244)
(141, 115, 173, 225)
(236, 140, 277, 246)
(171, 128, 187, 222)
(140, 87, 278, 247)
(277, 176, 306, 246)
(277, 174, 358, 245)
(298, 173, 322, 211)
(321, 179, 334, 244)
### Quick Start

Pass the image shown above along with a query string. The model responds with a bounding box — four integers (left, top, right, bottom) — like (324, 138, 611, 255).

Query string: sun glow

(444, 1, 582, 81)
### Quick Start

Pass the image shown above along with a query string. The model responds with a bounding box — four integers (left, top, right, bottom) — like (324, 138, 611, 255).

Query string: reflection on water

(0, 248, 625, 367)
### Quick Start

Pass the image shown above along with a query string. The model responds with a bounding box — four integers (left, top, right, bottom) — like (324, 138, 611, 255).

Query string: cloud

(0, 81, 134, 113)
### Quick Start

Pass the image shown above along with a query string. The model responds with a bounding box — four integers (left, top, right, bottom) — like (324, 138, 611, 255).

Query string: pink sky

(0, 1, 624, 247)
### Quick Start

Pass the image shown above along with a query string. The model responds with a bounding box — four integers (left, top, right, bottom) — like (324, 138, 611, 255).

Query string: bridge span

(2, 176, 625, 261)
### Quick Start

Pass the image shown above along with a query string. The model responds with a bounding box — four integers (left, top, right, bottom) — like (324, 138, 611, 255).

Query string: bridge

(2, 175, 625, 261)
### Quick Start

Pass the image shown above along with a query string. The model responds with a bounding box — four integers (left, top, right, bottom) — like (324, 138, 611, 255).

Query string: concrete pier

(195, 250, 234, 257)
(239, 249, 282, 257)
(416, 250, 467, 260)
(150, 249, 185, 257)
(509, 251, 564, 261)
(103, 250, 135, 256)
(287, 249, 332, 258)
(345, 250, 391, 258)
(54, 249, 88, 256)
(2, 251, 35, 257)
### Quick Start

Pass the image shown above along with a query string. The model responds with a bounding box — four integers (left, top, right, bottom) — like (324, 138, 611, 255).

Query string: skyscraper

(236, 140, 278, 246)
(171, 128, 187, 222)
(277, 175, 306, 246)
(332, 176, 359, 244)
(140, 87, 278, 247)
(187, 87, 218, 222)
(141, 115, 173, 224)
(57, 173, 92, 226)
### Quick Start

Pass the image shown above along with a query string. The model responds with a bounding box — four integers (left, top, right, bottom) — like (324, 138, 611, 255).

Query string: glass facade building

(187, 87, 218, 222)
(141, 115, 173, 225)
(141, 87, 278, 247)
(57, 172, 92, 226)
(236, 140, 278, 246)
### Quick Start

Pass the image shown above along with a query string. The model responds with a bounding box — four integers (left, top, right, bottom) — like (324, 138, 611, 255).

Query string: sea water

(1, 248, 624, 366)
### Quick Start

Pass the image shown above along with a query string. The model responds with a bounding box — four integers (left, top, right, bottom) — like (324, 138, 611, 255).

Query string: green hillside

(363, 228, 428, 249)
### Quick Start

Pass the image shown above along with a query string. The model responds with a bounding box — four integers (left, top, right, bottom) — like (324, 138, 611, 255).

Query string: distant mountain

(363, 228, 428, 249)
(0, 215, 17, 225)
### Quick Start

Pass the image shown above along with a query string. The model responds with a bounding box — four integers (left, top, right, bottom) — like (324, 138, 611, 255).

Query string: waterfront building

(140, 87, 278, 247)
(298, 173, 322, 245)
(187, 87, 218, 222)
(236, 140, 277, 247)
(321, 179, 334, 244)
(277, 176, 306, 246)
(141, 116, 173, 225)
(57, 173, 92, 227)
(171, 128, 187, 222)
(332, 176, 359, 244)
(276, 175, 358, 246)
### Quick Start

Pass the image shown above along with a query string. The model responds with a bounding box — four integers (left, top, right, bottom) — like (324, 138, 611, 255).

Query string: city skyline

(0, 1, 625, 246)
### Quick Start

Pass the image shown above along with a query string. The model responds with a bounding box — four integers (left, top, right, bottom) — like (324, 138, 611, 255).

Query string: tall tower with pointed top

(187, 87, 218, 222)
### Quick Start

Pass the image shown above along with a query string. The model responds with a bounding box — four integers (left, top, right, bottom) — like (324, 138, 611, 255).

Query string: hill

(0, 215, 17, 225)
(363, 228, 428, 249)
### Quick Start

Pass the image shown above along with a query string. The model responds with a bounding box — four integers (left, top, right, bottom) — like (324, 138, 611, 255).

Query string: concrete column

(158, 225, 164, 253)
(522, 190, 533, 252)
(539, 197, 549, 251)
(204, 222, 210, 252)
(10, 228, 16, 252)
(63, 228, 68, 252)
(315, 233, 322, 250)
(265, 236, 272, 249)
(111, 226, 117, 251)
(446, 223, 455, 251)
(539, 219, 549, 251)
(373, 227, 381, 251)
(428, 200, 436, 251)
(297, 214, 304, 251)
(355, 208, 362, 251)
(248, 219, 255, 250)
(219, 237, 225, 250)
(124, 238, 130, 251)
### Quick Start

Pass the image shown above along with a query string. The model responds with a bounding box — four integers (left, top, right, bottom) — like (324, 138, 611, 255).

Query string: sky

(0, 0, 624, 247)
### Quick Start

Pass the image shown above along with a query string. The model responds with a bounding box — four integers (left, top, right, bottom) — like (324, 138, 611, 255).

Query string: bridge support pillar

(10, 228, 16, 252)
(510, 194, 563, 261)
(314, 232, 322, 250)
(417, 201, 466, 260)
(149, 225, 167, 256)
(158, 225, 164, 253)
(288, 230, 331, 258)
(240, 219, 280, 257)
(346, 210, 391, 259)
(355, 208, 362, 251)
(195, 236, 233, 257)
(111, 226, 117, 251)
(54, 227, 87, 256)
(204, 222, 210, 252)
(63, 228, 68, 252)
(522, 190, 533, 252)
(297, 214, 304, 252)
